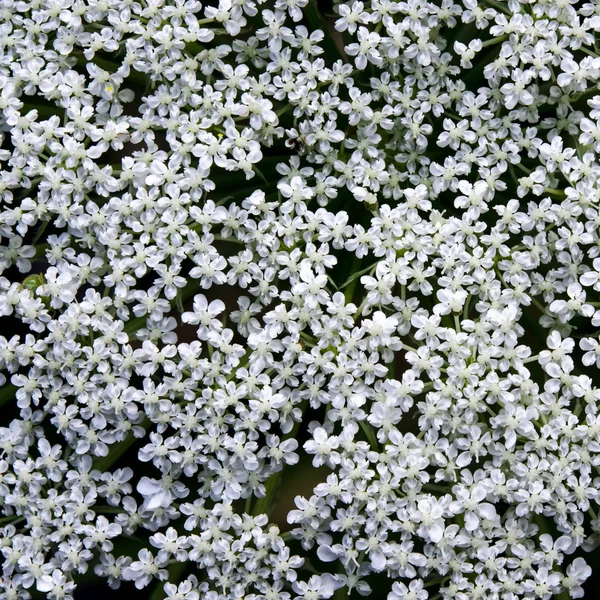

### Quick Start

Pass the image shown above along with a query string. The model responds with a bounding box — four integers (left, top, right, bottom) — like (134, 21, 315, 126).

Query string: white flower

(4, 2, 600, 598)
(388, 579, 428, 600)
(335, 1, 371, 34)
(562, 558, 592, 599)
(36, 569, 76, 597)
(304, 427, 340, 468)
(181, 294, 225, 340)
(346, 27, 382, 70)
(500, 68, 536, 109)
(292, 574, 345, 599)
(434, 288, 468, 315)
(449, 483, 497, 532)
(539, 331, 575, 375)
(413, 496, 448, 544)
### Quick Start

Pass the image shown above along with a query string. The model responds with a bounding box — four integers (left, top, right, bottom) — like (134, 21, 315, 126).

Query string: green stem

(0, 515, 24, 525)
(482, 0, 512, 15)
(359, 419, 379, 451)
(356, 297, 370, 315)
(94, 506, 126, 514)
(481, 34, 509, 48)
(462, 294, 472, 320)
(424, 576, 450, 588)
(531, 297, 547, 314)
(454, 314, 461, 332)
(341, 260, 374, 300)
(32, 220, 50, 244)
(544, 187, 566, 198)
(574, 85, 600, 102)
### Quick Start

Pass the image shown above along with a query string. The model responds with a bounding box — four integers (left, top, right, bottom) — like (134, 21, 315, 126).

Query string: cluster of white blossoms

(4, 0, 600, 598)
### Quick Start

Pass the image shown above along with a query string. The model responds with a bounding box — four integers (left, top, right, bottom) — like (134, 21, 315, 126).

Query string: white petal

(477, 503, 497, 520)
(137, 477, 161, 496)
(428, 522, 444, 543)
(581, 272, 599, 287)
(465, 511, 479, 531)
(37, 576, 54, 593)
(370, 549, 387, 572)
(317, 545, 339, 562)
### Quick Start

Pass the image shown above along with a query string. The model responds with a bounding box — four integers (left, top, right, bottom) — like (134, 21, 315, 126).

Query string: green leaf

(252, 469, 283, 518)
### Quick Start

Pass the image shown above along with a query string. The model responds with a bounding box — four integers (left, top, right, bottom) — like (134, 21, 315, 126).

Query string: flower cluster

(2, 0, 600, 599)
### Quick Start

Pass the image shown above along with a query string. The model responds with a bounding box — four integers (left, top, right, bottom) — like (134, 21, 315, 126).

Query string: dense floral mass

(3, 0, 600, 598)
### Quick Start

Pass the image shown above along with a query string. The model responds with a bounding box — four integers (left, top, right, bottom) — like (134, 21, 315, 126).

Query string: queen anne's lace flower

(3, 1, 600, 599)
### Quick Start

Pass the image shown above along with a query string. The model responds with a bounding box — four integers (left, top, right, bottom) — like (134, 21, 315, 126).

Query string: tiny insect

(285, 135, 306, 152)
